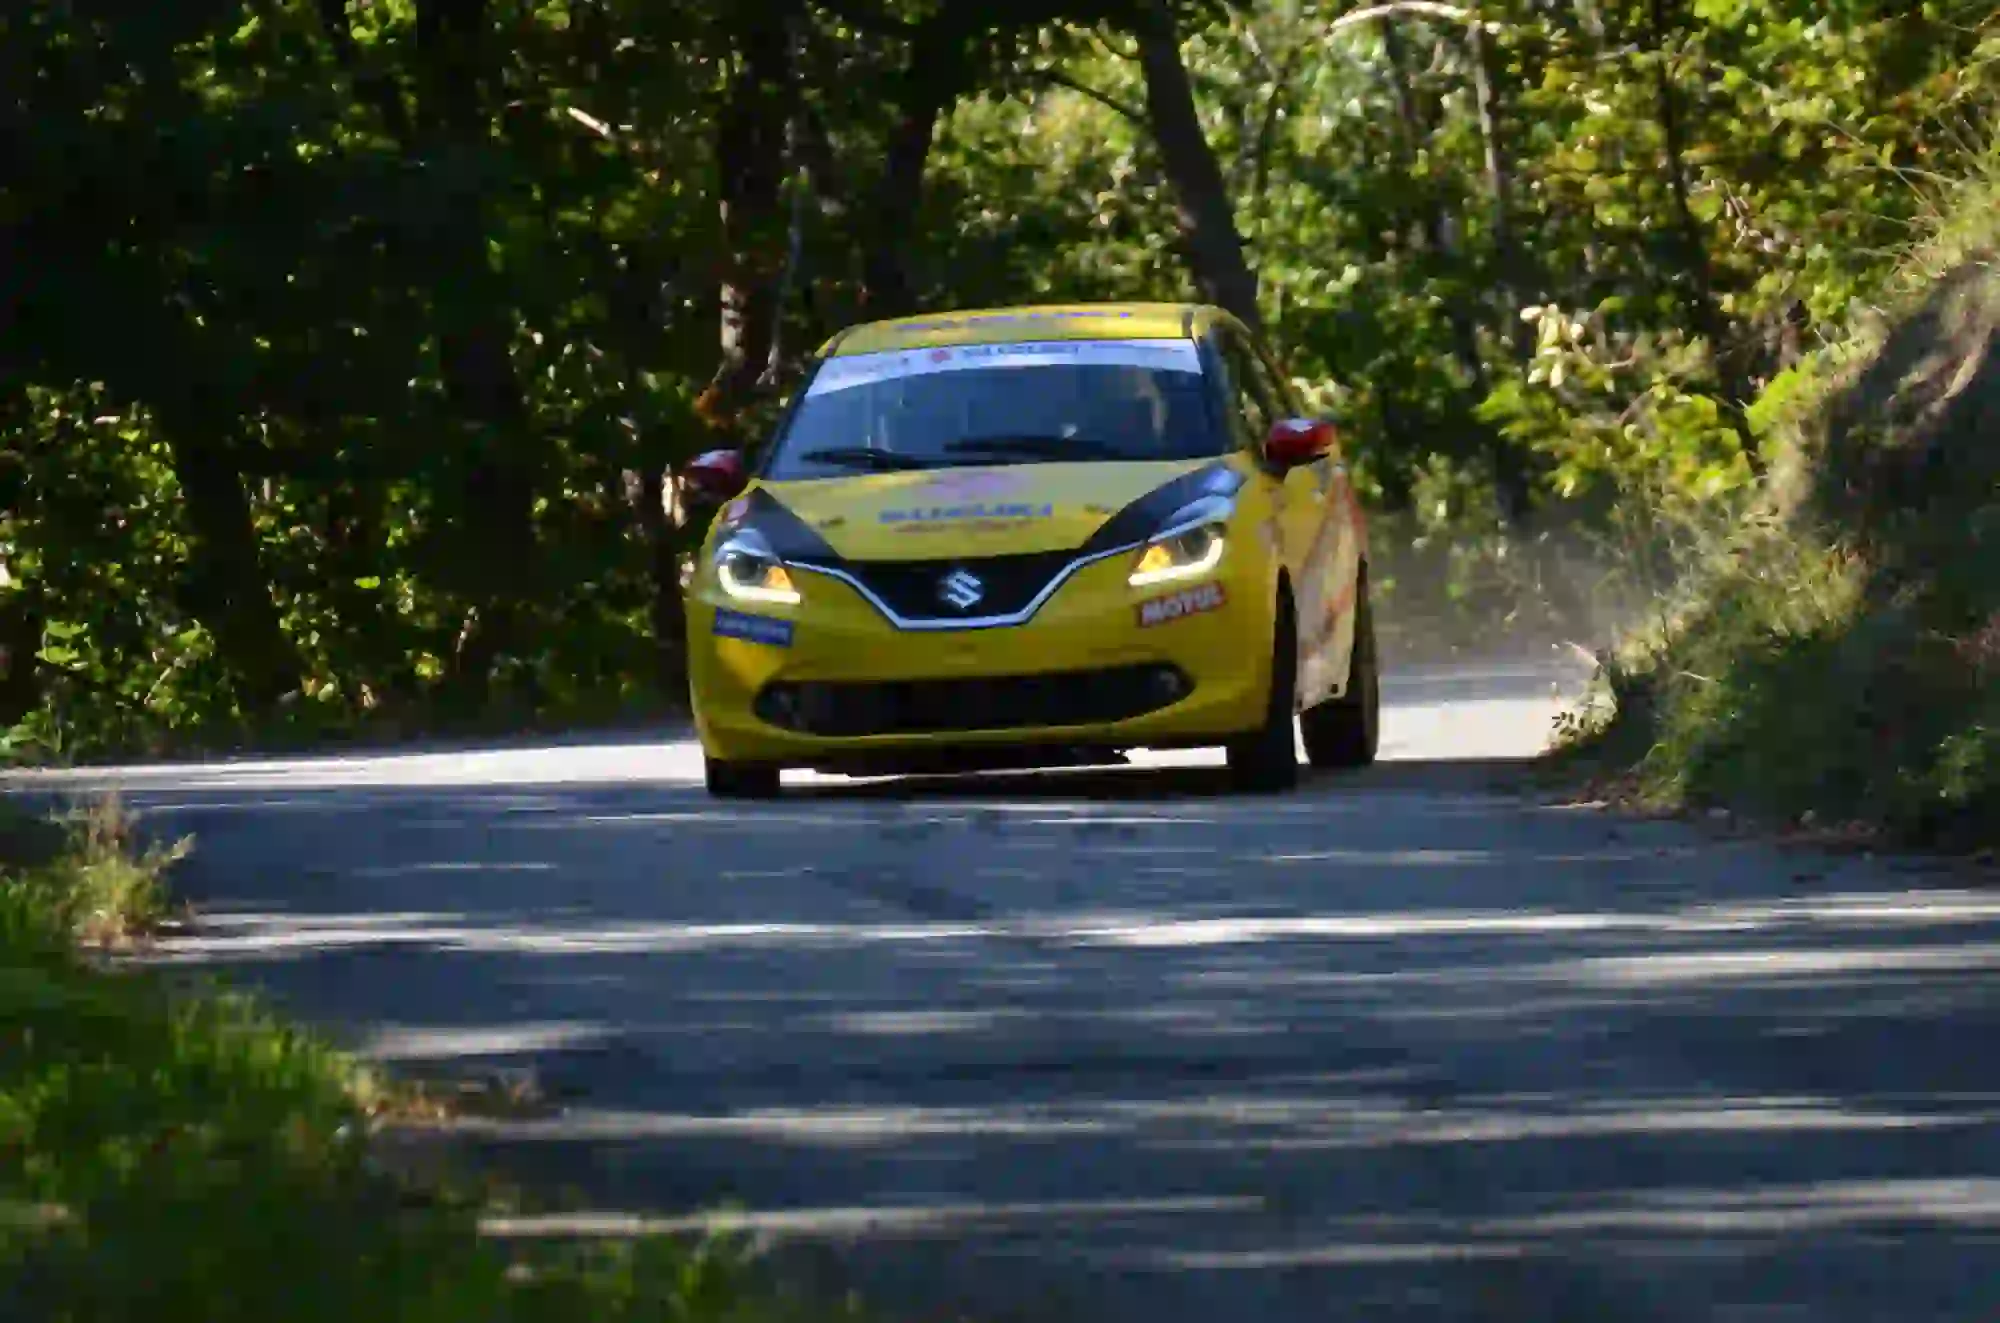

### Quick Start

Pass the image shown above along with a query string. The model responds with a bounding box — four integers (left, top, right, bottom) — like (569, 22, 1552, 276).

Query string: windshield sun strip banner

(804, 338, 1205, 398)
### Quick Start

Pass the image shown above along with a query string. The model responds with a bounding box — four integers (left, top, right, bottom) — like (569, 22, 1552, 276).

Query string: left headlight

(1128, 496, 1232, 587)
(713, 528, 802, 605)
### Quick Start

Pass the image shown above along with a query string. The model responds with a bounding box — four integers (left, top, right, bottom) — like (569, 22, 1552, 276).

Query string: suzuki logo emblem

(938, 569, 985, 611)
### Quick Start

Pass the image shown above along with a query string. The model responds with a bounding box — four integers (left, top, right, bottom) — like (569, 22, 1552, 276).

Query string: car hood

(752, 458, 1218, 561)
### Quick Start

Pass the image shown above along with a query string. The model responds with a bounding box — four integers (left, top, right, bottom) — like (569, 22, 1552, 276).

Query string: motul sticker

(1136, 582, 1227, 627)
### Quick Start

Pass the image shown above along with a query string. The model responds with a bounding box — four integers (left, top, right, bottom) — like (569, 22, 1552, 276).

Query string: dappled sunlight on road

(14, 658, 1997, 1321)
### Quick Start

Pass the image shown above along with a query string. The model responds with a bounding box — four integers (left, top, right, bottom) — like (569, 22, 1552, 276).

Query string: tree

(1131, 0, 1264, 328)
(3, 0, 1992, 754)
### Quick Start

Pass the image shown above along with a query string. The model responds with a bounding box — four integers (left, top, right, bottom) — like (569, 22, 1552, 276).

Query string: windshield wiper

(794, 446, 935, 471)
(945, 435, 1125, 459)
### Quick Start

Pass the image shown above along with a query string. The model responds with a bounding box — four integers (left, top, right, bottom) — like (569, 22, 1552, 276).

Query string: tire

(705, 756, 781, 799)
(1226, 596, 1300, 794)
(1301, 570, 1380, 770)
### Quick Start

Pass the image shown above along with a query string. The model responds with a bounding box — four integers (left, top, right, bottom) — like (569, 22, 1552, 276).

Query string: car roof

(819, 302, 1242, 358)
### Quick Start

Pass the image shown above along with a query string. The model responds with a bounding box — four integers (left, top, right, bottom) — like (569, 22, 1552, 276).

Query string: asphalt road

(10, 659, 2000, 1322)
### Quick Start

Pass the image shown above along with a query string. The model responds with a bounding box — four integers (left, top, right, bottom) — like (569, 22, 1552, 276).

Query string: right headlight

(1129, 522, 1227, 586)
(1128, 495, 1233, 587)
(713, 528, 801, 605)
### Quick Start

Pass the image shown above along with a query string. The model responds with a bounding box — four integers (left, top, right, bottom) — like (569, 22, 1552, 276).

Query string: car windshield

(760, 338, 1223, 481)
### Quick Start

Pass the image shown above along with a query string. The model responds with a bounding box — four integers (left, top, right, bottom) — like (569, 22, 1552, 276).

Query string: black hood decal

(741, 458, 1243, 572)
(739, 487, 843, 564)
(1077, 461, 1246, 557)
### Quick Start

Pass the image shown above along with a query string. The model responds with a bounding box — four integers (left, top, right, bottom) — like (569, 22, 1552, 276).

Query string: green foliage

(4, 0, 723, 756)
(919, 1, 1998, 656)
(0, 800, 862, 1320)
(3, 0, 1996, 744)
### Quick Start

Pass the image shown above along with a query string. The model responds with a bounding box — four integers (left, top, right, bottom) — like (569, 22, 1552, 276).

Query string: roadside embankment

(1556, 205, 2000, 853)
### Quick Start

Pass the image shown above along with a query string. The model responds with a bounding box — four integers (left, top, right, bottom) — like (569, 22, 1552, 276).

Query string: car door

(1236, 332, 1353, 707)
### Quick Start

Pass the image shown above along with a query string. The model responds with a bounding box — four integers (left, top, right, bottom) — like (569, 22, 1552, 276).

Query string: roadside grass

(0, 796, 865, 1322)
(1550, 152, 2000, 852)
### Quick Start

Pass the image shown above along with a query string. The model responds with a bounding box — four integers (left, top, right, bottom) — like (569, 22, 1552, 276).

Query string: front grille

(801, 550, 1078, 621)
(755, 664, 1193, 738)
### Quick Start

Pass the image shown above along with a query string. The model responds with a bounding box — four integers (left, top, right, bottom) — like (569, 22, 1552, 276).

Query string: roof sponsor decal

(911, 469, 1029, 500)
(893, 309, 1136, 333)
(807, 338, 1203, 397)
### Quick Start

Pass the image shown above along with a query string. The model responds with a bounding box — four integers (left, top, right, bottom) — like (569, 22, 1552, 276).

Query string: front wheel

(705, 756, 781, 799)
(1226, 599, 1300, 794)
(1301, 570, 1380, 770)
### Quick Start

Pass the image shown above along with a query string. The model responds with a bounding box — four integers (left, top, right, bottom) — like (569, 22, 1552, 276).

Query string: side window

(1218, 332, 1278, 449)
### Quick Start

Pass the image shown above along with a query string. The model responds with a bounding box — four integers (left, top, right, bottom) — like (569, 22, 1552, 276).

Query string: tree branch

(1090, 24, 1142, 62)
(1020, 68, 1149, 125)
(1248, 42, 1305, 198)
(1328, 1, 1497, 39)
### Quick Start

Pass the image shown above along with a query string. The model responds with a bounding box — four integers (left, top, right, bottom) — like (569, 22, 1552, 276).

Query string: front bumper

(687, 552, 1275, 766)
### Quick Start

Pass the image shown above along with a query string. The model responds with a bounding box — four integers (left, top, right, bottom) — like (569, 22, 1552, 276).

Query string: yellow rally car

(679, 301, 1379, 798)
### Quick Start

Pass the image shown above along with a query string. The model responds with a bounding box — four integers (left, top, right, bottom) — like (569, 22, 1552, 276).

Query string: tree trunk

(858, 0, 1075, 320)
(1132, 0, 1261, 331)
(794, 106, 844, 338)
(1382, 17, 1489, 398)
(164, 426, 302, 713)
(0, 591, 39, 729)
(415, 0, 540, 707)
(1462, 21, 1536, 521)
(320, 470, 422, 709)
(1467, 24, 1518, 298)
(1379, 20, 1439, 253)
(766, 113, 808, 382)
(1645, 0, 1762, 470)
(0, 429, 39, 727)
(861, 44, 967, 319)
(632, 467, 687, 700)
(702, 0, 801, 432)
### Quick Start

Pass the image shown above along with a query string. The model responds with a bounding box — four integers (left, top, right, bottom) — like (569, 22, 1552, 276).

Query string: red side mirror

(1264, 418, 1337, 468)
(683, 448, 748, 506)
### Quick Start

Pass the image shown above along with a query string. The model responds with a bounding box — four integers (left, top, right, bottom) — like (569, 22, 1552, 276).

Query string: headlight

(1130, 522, 1226, 585)
(1128, 495, 1232, 586)
(713, 529, 801, 605)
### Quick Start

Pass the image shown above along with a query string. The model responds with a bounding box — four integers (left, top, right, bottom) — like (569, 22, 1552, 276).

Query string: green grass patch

(0, 796, 866, 1322)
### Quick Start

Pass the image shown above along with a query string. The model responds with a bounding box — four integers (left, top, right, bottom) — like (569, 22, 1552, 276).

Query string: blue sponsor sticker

(713, 608, 794, 648)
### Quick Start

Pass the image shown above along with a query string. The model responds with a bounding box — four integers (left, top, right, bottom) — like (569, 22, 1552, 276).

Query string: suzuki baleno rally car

(681, 302, 1379, 798)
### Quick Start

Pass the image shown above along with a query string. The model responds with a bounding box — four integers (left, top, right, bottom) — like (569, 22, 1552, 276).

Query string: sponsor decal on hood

(877, 468, 1054, 530)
